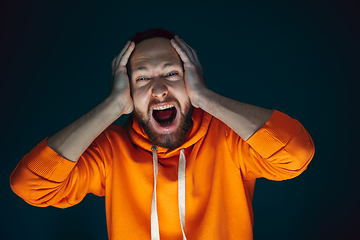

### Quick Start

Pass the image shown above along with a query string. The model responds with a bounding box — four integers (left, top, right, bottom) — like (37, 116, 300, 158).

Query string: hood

(125, 107, 212, 157)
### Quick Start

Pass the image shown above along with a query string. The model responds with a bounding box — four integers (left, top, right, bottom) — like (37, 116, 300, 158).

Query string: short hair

(130, 28, 175, 44)
(126, 28, 178, 76)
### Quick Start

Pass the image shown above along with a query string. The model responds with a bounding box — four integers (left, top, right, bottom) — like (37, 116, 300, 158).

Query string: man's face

(129, 37, 193, 149)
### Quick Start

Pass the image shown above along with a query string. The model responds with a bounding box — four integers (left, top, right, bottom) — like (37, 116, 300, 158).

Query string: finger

(179, 37, 200, 64)
(113, 41, 132, 69)
(118, 41, 132, 59)
(111, 41, 133, 80)
(190, 48, 200, 65)
(191, 48, 203, 73)
(173, 36, 196, 63)
(174, 36, 196, 63)
(112, 41, 130, 71)
(117, 41, 135, 71)
(178, 36, 193, 51)
(170, 39, 193, 66)
(184, 43, 203, 72)
(178, 37, 204, 73)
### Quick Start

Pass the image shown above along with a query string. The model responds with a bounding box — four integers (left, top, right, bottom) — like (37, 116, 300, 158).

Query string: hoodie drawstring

(178, 149, 187, 240)
(151, 146, 160, 240)
(151, 147, 187, 240)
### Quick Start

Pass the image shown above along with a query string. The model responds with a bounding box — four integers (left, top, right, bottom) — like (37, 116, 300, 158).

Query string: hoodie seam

(224, 125, 242, 172)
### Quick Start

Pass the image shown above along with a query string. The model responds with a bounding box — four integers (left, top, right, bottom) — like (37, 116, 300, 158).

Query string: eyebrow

(132, 62, 179, 73)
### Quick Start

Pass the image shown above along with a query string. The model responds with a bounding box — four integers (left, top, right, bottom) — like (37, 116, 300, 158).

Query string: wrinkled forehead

(129, 37, 182, 72)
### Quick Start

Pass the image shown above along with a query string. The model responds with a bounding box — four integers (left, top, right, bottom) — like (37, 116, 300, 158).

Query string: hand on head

(110, 41, 135, 115)
(170, 36, 207, 108)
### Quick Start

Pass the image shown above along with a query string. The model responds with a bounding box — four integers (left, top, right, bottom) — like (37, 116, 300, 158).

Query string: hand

(170, 36, 207, 108)
(111, 41, 135, 115)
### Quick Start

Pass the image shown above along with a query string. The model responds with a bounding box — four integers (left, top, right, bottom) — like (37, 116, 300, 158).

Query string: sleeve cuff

(246, 110, 299, 158)
(23, 138, 77, 182)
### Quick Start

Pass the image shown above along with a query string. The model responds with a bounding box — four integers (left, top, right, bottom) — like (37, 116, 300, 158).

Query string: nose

(151, 79, 168, 99)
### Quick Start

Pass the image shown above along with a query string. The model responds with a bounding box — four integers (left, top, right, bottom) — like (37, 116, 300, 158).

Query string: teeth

(153, 104, 174, 110)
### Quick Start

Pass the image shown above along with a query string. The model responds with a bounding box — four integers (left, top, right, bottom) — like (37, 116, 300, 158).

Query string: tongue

(154, 108, 174, 121)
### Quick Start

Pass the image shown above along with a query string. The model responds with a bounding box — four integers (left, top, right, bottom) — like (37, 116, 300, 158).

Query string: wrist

(192, 88, 214, 109)
(105, 94, 129, 117)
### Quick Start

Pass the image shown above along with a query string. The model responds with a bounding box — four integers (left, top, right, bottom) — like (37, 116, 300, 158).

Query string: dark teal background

(1, 0, 359, 239)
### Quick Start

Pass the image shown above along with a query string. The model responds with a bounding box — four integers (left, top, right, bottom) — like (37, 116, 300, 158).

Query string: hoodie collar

(125, 108, 212, 157)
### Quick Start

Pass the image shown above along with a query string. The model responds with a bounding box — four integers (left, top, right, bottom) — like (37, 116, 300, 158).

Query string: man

(10, 29, 315, 240)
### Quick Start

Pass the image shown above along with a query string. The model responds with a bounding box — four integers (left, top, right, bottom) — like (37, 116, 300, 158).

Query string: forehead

(129, 37, 182, 71)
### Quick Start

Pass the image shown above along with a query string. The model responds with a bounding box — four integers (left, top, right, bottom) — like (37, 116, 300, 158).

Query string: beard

(134, 97, 193, 149)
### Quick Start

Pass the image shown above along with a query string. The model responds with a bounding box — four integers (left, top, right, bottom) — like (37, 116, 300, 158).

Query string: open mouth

(152, 104, 177, 127)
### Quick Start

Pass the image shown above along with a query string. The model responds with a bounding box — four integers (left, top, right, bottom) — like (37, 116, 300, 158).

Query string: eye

(166, 72, 178, 77)
(136, 76, 149, 81)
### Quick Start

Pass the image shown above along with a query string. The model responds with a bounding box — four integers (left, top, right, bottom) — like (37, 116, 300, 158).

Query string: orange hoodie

(10, 109, 314, 240)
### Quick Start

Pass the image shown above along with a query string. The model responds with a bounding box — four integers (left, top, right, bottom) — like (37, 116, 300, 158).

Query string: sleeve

(9, 133, 113, 208)
(226, 110, 315, 181)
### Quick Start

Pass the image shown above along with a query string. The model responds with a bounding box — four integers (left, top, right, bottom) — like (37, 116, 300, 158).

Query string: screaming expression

(134, 96, 193, 149)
